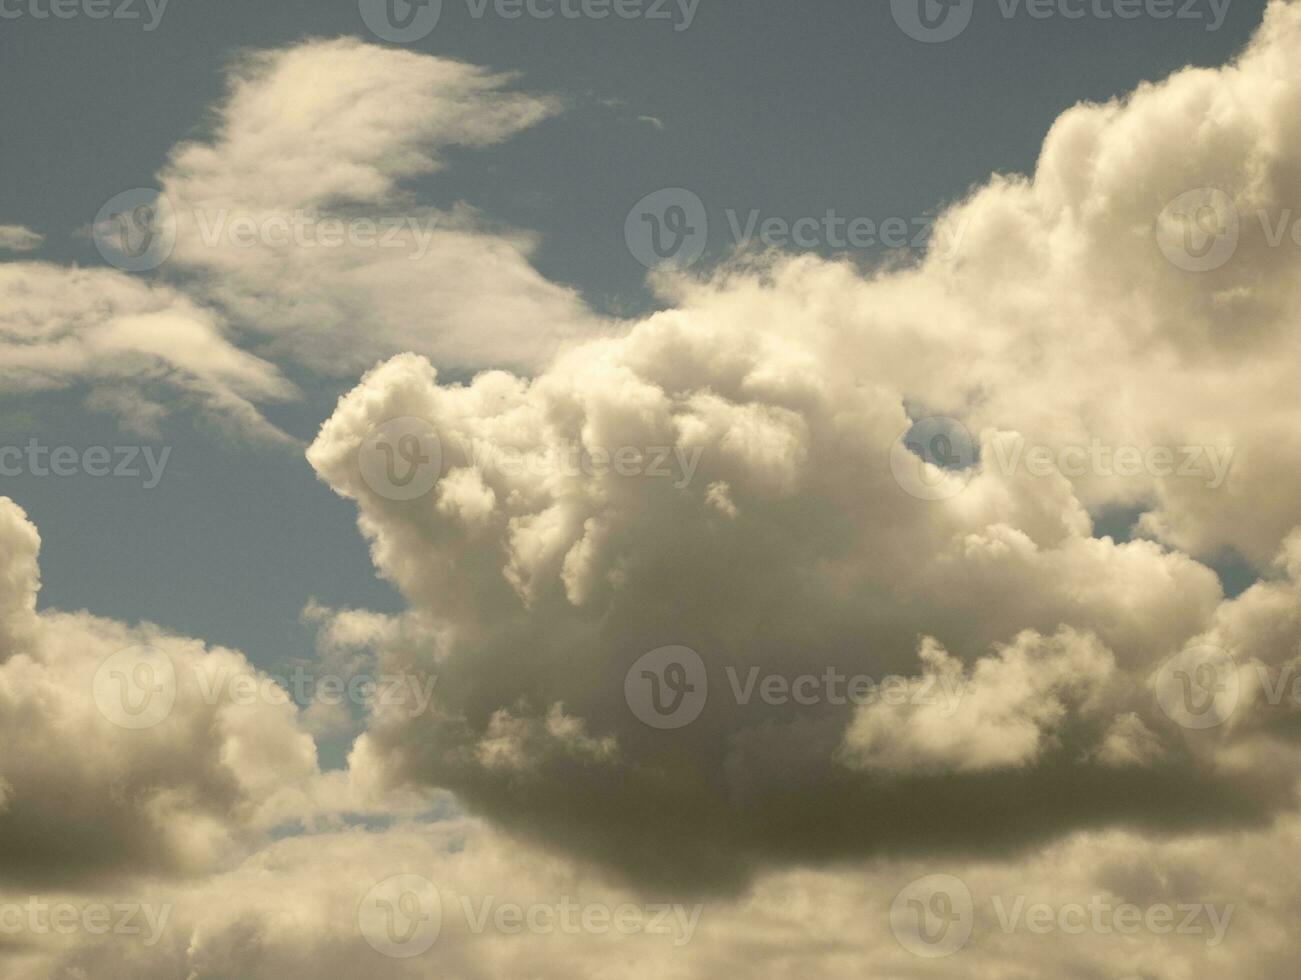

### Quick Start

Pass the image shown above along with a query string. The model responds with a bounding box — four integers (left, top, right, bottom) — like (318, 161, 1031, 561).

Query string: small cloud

(0, 224, 43, 253)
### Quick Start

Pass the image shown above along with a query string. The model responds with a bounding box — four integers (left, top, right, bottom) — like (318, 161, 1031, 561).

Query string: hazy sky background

(0, 0, 1269, 730)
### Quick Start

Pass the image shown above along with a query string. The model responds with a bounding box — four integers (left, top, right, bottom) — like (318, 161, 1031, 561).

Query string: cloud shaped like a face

(158, 37, 604, 376)
(303, 2, 1301, 892)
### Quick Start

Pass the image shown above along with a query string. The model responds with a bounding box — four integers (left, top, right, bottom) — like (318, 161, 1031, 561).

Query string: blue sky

(0, 0, 1269, 707)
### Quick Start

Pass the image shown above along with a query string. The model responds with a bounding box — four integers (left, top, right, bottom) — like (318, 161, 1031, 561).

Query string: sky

(9, 0, 1301, 976)
(0, 0, 1266, 677)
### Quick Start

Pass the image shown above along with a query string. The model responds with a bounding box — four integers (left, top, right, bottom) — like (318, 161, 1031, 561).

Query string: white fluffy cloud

(297, 0, 1301, 897)
(0, 263, 296, 442)
(0, 498, 428, 890)
(17, 3, 1301, 976)
(157, 37, 605, 375)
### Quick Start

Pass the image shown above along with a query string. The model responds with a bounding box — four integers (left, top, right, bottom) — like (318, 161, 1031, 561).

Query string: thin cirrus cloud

(1, 38, 604, 444)
(0, 224, 43, 253)
(156, 37, 607, 378)
(0, 262, 297, 444)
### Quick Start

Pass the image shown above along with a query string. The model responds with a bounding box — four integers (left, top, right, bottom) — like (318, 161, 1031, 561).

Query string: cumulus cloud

(298, 0, 1301, 895)
(17, 3, 1301, 976)
(9, 809, 1301, 978)
(0, 498, 430, 890)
